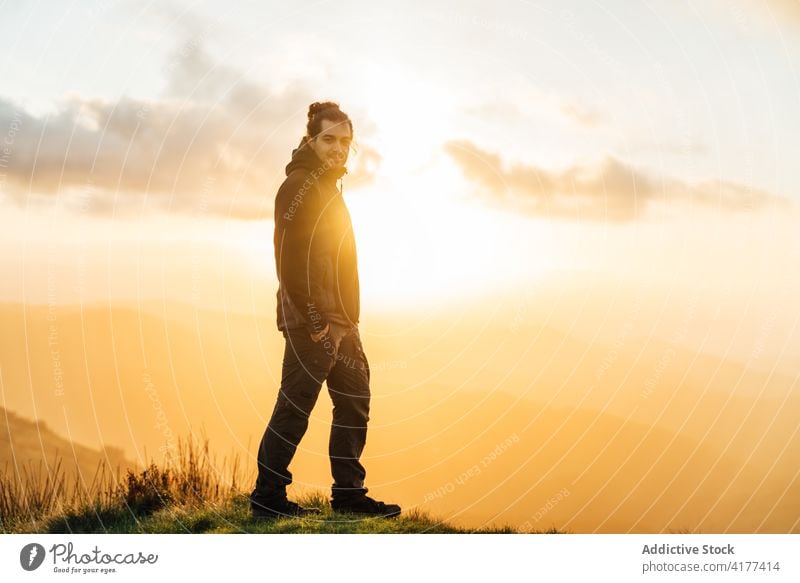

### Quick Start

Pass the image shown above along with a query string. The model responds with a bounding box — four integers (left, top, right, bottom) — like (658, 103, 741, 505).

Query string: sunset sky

(2, 0, 799, 360)
(2, 1, 799, 532)
(1, 1, 799, 290)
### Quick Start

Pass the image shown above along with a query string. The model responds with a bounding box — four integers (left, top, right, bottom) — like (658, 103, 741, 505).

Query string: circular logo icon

(20, 543, 46, 571)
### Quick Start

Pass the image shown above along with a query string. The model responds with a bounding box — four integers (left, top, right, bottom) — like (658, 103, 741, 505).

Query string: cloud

(0, 41, 379, 219)
(558, 103, 604, 128)
(763, 0, 800, 26)
(466, 96, 605, 129)
(721, 0, 800, 31)
(443, 139, 792, 222)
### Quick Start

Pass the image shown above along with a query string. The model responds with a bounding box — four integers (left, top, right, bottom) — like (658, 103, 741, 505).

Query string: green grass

(2, 433, 565, 534)
(10, 489, 564, 534)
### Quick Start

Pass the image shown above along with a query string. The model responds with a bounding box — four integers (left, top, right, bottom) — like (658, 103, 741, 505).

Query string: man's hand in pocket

(310, 323, 330, 343)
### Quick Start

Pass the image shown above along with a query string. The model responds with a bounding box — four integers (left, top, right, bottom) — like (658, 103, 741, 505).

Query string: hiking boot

(331, 495, 402, 518)
(251, 497, 322, 520)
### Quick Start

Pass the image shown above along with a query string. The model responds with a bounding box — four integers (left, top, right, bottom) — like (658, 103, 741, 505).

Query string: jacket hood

(285, 138, 348, 183)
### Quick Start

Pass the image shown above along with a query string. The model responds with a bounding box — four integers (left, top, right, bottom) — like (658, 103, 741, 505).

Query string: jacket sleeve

(274, 174, 329, 335)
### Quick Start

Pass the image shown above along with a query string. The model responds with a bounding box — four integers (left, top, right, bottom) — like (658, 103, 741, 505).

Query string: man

(250, 101, 401, 520)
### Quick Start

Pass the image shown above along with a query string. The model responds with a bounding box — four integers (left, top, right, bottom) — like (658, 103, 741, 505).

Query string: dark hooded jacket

(274, 138, 360, 334)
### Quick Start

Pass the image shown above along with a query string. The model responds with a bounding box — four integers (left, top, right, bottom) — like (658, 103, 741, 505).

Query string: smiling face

(308, 118, 352, 169)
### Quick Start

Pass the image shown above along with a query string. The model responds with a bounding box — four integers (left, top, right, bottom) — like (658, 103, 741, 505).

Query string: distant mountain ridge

(1, 406, 135, 484)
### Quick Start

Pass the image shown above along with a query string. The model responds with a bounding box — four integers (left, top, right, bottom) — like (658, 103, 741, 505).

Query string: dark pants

(250, 323, 371, 510)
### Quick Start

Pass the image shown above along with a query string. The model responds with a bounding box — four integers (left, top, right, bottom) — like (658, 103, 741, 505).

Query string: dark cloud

(444, 139, 792, 222)
(0, 42, 379, 219)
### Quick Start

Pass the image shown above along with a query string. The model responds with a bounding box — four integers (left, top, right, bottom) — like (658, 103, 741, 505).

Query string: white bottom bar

(2, 534, 798, 582)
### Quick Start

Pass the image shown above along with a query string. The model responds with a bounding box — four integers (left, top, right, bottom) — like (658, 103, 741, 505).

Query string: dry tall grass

(1, 432, 248, 532)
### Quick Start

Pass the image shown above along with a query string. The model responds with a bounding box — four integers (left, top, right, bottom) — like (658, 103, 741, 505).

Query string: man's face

(309, 118, 352, 169)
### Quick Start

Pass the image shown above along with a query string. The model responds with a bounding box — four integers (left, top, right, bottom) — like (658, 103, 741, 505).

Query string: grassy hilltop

(2, 431, 563, 535)
(11, 489, 542, 535)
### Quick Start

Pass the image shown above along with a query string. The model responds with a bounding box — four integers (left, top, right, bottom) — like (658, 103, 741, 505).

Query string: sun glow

(347, 181, 560, 310)
(341, 66, 565, 308)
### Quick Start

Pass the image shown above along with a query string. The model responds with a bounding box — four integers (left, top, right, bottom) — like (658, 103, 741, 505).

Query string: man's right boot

(251, 495, 321, 520)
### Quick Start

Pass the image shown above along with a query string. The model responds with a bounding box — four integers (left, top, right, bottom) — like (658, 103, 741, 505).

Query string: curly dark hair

(305, 101, 353, 141)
